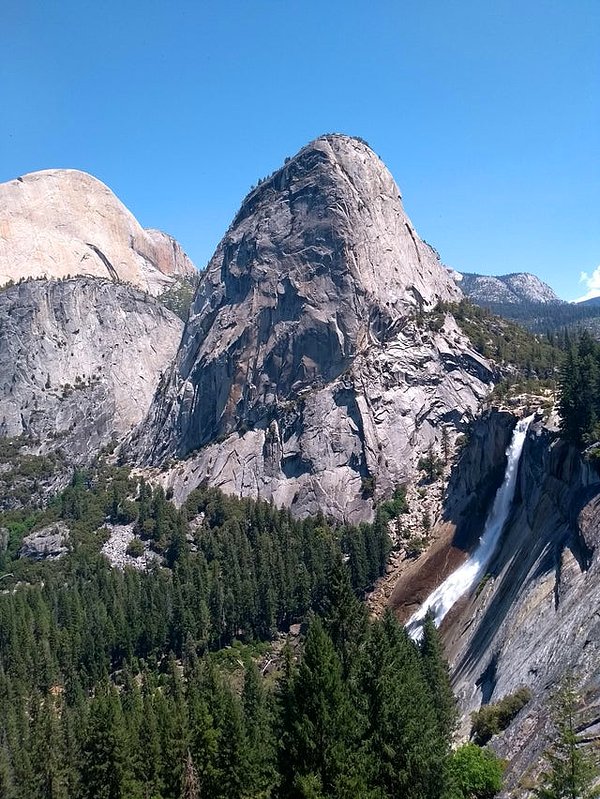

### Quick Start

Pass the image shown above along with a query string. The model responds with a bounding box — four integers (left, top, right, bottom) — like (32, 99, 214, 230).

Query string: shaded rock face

(0, 277, 183, 463)
(0, 169, 197, 294)
(19, 522, 70, 560)
(443, 422, 600, 790)
(443, 411, 516, 551)
(457, 272, 562, 305)
(132, 134, 493, 520)
(388, 410, 516, 617)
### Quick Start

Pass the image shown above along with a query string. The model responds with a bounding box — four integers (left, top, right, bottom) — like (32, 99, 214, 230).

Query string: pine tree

(181, 750, 200, 799)
(242, 661, 276, 796)
(0, 733, 15, 799)
(29, 693, 68, 799)
(421, 611, 457, 742)
(136, 688, 162, 799)
(187, 669, 219, 797)
(79, 685, 131, 799)
(278, 617, 360, 797)
(535, 678, 599, 799)
(558, 347, 582, 444)
(322, 555, 366, 679)
(357, 612, 450, 799)
(441, 426, 450, 467)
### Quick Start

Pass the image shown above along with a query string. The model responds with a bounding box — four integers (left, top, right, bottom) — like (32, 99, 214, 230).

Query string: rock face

(0, 169, 197, 294)
(19, 521, 70, 560)
(131, 134, 494, 520)
(0, 277, 183, 462)
(440, 418, 600, 790)
(457, 272, 562, 305)
(388, 410, 600, 786)
(387, 410, 517, 617)
(101, 523, 161, 572)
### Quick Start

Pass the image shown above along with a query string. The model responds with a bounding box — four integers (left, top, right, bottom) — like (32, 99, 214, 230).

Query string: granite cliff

(446, 418, 600, 791)
(0, 277, 183, 464)
(0, 169, 196, 294)
(390, 409, 600, 789)
(131, 134, 494, 520)
(1, 134, 597, 789)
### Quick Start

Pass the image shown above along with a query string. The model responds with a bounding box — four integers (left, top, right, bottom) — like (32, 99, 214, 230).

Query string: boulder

(19, 521, 70, 560)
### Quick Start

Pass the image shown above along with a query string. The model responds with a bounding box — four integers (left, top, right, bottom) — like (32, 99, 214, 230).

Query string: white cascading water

(406, 414, 535, 641)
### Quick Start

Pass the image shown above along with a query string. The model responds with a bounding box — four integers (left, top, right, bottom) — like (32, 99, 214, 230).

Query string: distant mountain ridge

(578, 295, 600, 307)
(455, 270, 600, 337)
(456, 271, 562, 305)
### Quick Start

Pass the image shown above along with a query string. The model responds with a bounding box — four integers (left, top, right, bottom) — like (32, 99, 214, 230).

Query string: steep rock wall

(388, 410, 516, 616)
(0, 277, 183, 463)
(131, 134, 494, 520)
(443, 421, 600, 791)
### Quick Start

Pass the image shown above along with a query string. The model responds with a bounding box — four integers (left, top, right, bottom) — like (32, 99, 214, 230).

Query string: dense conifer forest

(557, 330, 600, 448)
(0, 460, 504, 798)
(471, 300, 600, 338)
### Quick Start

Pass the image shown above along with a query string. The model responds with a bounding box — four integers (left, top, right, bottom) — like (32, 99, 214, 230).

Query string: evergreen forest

(557, 330, 600, 447)
(0, 461, 502, 798)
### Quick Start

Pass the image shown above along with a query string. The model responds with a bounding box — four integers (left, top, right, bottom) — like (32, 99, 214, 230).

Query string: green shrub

(360, 475, 376, 498)
(471, 687, 532, 745)
(379, 485, 408, 522)
(418, 445, 443, 482)
(117, 500, 138, 525)
(475, 573, 492, 598)
(125, 538, 144, 558)
(448, 743, 504, 799)
(405, 534, 427, 558)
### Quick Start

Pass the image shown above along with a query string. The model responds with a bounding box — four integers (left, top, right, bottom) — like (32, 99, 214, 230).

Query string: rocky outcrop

(131, 134, 494, 520)
(0, 277, 183, 463)
(101, 524, 161, 571)
(19, 522, 70, 560)
(0, 169, 197, 294)
(457, 272, 562, 305)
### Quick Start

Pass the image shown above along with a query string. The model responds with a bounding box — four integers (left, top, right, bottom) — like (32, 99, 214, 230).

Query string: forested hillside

(0, 458, 505, 798)
(558, 330, 600, 448)
(472, 299, 600, 338)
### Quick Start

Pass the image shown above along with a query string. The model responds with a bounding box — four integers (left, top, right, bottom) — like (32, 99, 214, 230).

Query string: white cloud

(575, 265, 600, 302)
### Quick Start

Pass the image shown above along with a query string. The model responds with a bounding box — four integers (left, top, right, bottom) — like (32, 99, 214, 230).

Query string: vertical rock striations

(132, 134, 494, 519)
(442, 419, 600, 788)
(0, 277, 184, 463)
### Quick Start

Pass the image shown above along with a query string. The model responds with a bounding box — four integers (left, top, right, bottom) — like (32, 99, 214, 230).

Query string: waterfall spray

(406, 414, 535, 640)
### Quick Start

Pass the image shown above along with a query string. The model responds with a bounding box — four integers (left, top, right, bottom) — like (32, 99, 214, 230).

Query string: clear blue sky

(2, 1, 598, 300)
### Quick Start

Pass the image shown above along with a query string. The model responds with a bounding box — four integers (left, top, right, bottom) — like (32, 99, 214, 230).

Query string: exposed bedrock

(130, 134, 494, 520)
(0, 168, 197, 294)
(0, 277, 184, 464)
(448, 423, 600, 789)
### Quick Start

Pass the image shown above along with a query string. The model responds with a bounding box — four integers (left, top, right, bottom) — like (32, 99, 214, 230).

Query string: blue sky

(2, 1, 598, 300)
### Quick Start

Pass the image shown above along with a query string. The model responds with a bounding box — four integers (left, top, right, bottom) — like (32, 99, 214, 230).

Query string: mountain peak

(0, 168, 197, 293)
(457, 271, 561, 305)
(225, 134, 459, 319)
(131, 136, 491, 519)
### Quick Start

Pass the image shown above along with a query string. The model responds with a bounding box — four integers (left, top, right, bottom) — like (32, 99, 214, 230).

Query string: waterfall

(406, 414, 534, 640)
